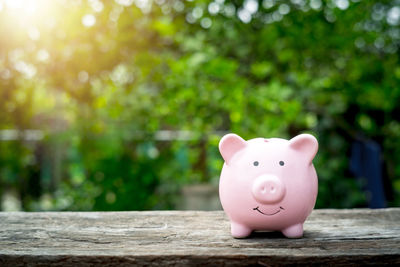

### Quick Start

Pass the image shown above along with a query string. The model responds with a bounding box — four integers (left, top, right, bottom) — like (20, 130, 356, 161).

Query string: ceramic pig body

(218, 134, 318, 238)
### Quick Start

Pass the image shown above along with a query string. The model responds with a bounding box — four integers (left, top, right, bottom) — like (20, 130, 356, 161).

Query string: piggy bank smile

(253, 206, 285, 216)
(218, 133, 318, 238)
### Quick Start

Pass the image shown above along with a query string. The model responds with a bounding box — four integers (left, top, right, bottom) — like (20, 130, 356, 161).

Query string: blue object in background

(350, 139, 387, 208)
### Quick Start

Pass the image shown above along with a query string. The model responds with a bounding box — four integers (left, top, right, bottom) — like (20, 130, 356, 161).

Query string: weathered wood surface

(0, 209, 399, 266)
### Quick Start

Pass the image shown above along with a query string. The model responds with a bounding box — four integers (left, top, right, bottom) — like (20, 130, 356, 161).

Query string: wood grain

(1, 209, 399, 266)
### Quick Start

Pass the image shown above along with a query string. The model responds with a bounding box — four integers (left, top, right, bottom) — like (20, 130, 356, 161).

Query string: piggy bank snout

(251, 175, 286, 204)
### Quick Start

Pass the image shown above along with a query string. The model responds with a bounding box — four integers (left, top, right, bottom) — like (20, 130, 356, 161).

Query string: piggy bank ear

(289, 134, 318, 164)
(219, 134, 247, 165)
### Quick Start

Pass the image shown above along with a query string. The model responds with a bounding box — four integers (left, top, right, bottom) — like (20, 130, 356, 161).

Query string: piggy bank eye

(279, 161, 285, 166)
(253, 161, 259, 166)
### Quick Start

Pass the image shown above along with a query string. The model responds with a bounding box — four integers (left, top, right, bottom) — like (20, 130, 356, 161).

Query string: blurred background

(0, 0, 399, 211)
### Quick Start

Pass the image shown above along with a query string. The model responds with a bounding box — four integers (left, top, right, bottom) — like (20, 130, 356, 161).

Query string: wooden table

(1, 209, 399, 266)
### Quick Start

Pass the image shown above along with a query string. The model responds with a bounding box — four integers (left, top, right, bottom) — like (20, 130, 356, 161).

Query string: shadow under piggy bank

(247, 230, 318, 239)
(235, 230, 323, 250)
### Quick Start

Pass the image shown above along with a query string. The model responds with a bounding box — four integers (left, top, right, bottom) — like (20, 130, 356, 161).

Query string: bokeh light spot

(335, 0, 349, 10)
(310, 0, 322, 10)
(37, 49, 50, 62)
(244, 0, 259, 15)
(278, 4, 290, 15)
(238, 8, 251, 23)
(82, 14, 96, 27)
(78, 71, 89, 83)
(90, 0, 104, 13)
(387, 6, 400, 26)
(200, 17, 212, 28)
(223, 4, 235, 17)
(192, 6, 203, 19)
(28, 27, 40, 40)
(262, 0, 274, 9)
(208, 2, 220, 15)
(115, 0, 134, 7)
(173, 0, 184, 12)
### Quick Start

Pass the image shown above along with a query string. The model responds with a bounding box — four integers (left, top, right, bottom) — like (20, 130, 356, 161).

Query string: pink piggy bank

(218, 133, 318, 238)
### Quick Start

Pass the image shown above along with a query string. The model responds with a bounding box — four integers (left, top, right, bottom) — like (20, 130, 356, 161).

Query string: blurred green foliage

(0, 0, 399, 211)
